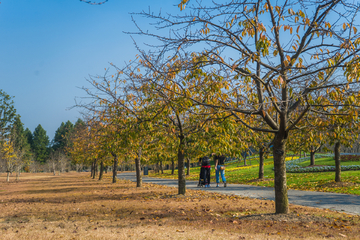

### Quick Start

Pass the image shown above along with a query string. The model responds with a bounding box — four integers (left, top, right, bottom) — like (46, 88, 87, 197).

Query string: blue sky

(0, 0, 179, 140)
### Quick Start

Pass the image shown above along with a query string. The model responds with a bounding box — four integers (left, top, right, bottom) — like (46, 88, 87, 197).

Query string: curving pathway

(117, 172, 360, 215)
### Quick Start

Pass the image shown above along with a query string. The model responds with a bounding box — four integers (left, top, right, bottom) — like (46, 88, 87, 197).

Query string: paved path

(118, 172, 360, 215)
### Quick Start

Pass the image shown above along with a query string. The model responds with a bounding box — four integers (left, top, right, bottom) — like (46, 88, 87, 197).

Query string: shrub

(287, 165, 360, 173)
(339, 155, 360, 162)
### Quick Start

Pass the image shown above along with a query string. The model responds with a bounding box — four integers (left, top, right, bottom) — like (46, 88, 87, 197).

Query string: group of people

(198, 154, 227, 188)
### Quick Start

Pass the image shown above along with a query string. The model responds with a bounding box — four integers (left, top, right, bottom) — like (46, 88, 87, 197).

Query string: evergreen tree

(52, 120, 74, 152)
(10, 115, 32, 172)
(24, 128, 33, 149)
(11, 115, 29, 151)
(32, 124, 49, 164)
(0, 89, 16, 138)
(74, 119, 85, 129)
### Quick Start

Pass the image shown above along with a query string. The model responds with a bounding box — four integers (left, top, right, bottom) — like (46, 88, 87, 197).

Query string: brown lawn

(0, 172, 359, 240)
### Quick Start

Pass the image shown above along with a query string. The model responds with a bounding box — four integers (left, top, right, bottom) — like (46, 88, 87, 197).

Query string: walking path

(118, 172, 360, 215)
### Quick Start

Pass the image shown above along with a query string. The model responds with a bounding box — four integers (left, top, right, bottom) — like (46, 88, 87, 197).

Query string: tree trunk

(273, 133, 289, 214)
(335, 141, 341, 182)
(310, 146, 315, 166)
(243, 156, 247, 166)
(186, 157, 190, 176)
(93, 160, 98, 179)
(104, 166, 108, 174)
(171, 159, 175, 175)
(99, 160, 104, 180)
(6, 172, 10, 182)
(178, 136, 186, 195)
(155, 162, 159, 173)
(16, 171, 19, 181)
(94, 161, 98, 178)
(258, 147, 264, 179)
(135, 147, 142, 187)
(160, 160, 163, 174)
(112, 154, 118, 183)
(90, 162, 94, 178)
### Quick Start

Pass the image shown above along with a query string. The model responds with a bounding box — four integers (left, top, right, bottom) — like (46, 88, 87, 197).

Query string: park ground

(1, 172, 360, 239)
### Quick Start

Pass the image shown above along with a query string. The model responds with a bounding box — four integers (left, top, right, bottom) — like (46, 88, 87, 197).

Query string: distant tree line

(0, 88, 85, 177)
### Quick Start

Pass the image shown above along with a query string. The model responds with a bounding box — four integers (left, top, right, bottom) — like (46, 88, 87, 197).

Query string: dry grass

(0, 172, 359, 240)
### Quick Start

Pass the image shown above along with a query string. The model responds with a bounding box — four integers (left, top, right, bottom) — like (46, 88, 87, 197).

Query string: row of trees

(70, 0, 360, 215)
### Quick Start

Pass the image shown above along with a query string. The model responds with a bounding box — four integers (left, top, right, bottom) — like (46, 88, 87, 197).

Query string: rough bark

(310, 146, 315, 166)
(160, 160, 163, 174)
(92, 161, 96, 179)
(135, 147, 142, 187)
(335, 141, 341, 182)
(186, 157, 190, 176)
(178, 136, 186, 195)
(99, 160, 104, 180)
(94, 161, 98, 178)
(112, 153, 118, 183)
(155, 162, 159, 173)
(91, 161, 95, 178)
(273, 133, 289, 214)
(258, 147, 265, 179)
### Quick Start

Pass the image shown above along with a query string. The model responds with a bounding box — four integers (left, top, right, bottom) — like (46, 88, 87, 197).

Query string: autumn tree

(134, 0, 360, 213)
(76, 62, 161, 186)
(67, 119, 87, 172)
(0, 140, 16, 182)
(326, 111, 359, 182)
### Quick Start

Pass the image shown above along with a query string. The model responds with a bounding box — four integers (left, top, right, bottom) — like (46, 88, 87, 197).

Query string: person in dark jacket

(201, 156, 211, 187)
(215, 155, 227, 187)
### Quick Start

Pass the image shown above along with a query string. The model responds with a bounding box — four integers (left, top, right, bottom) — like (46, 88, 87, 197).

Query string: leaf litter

(0, 172, 359, 239)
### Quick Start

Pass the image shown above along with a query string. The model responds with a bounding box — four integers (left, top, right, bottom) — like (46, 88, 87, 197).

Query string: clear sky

(0, 0, 179, 141)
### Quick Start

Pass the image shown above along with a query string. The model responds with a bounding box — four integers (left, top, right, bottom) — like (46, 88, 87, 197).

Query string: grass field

(1, 172, 360, 239)
(149, 156, 360, 195)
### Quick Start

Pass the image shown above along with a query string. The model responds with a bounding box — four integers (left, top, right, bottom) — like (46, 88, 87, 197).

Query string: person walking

(215, 155, 226, 187)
